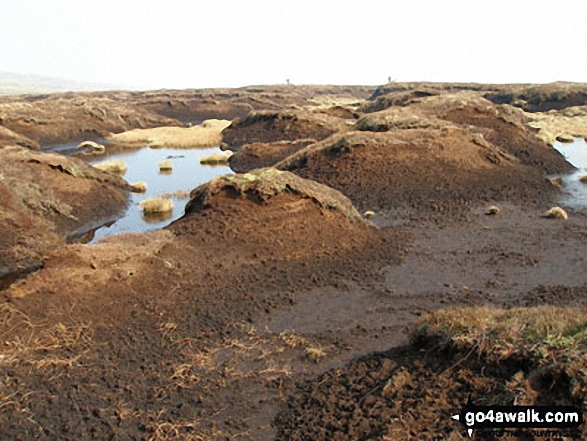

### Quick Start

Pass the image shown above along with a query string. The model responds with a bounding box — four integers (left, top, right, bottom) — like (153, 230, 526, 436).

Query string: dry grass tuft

(485, 205, 500, 215)
(130, 181, 148, 193)
(544, 206, 568, 220)
(140, 198, 174, 214)
(305, 345, 327, 363)
(158, 160, 173, 171)
(76, 140, 105, 152)
(199, 151, 233, 165)
(0, 303, 93, 371)
(94, 160, 128, 175)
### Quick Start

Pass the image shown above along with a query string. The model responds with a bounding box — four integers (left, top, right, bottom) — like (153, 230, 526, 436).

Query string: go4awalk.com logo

(452, 397, 582, 437)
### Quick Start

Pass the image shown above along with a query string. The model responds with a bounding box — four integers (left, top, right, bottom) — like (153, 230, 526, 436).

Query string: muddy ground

(1, 83, 587, 440)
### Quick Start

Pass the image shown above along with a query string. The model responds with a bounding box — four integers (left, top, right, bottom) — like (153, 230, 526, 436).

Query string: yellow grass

(140, 198, 174, 214)
(130, 181, 147, 193)
(94, 160, 127, 175)
(526, 107, 587, 145)
(544, 206, 568, 220)
(158, 160, 172, 171)
(199, 151, 233, 165)
(106, 119, 232, 149)
(76, 140, 105, 152)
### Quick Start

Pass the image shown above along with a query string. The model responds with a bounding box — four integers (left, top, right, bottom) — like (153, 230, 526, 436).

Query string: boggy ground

(0, 146, 131, 286)
(1, 170, 405, 439)
(1, 82, 587, 440)
(0, 85, 372, 146)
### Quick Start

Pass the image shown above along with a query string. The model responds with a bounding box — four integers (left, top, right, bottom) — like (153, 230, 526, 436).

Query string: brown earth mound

(228, 139, 316, 173)
(134, 85, 373, 123)
(0, 126, 39, 150)
(0, 94, 180, 145)
(313, 105, 360, 119)
(0, 85, 374, 147)
(359, 88, 440, 113)
(484, 82, 587, 112)
(418, 93, 571, 174)
(220, 110, 354, 150)
(0, 146, 131, 282)
(276, 123, 566, 217)
(1, 169, 404, 439)
(185, 168, 362, 221)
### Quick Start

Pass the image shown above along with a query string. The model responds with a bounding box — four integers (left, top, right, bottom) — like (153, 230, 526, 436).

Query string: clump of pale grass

(140, 198, 173, 214)
(106, 119, 231, 149)
(94, 160, 127, 175)
(544, 206, 568, 220)
(199, 151, 233, 165)
(130, 181, 148, 193)
(76, 140, 105, 153)
(158, 160, 172, 171)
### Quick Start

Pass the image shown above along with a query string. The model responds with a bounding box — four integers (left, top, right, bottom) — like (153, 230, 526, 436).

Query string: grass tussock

(544, 206, 568, 220)
(158, 160, 172, 171)
(411, 306, 587, 400)
(130, 181, 148, 193)
(199, 151, 232, 165)
(140, 198, 173, 214)
(95, 160, 128, 175)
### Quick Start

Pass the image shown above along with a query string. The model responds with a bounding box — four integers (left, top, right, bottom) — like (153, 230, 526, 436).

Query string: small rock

(364, 210, 376, 218)
(579, 174, 587, 183)
(544, 206, 568, 220)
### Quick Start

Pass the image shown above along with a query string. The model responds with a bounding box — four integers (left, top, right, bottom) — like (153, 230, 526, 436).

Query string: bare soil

(1, 83, 587, 440)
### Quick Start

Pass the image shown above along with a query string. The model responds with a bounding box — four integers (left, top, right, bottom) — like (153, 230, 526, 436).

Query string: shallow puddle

(552, 138, 587, 210)
(46, 144, 233, 242)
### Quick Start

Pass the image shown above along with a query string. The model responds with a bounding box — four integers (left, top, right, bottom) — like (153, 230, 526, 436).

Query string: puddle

(70, 145, 233, 242)
(552, 138, 587, 210)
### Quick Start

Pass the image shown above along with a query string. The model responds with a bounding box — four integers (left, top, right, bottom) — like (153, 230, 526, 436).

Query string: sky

(1, 0, 586, 90)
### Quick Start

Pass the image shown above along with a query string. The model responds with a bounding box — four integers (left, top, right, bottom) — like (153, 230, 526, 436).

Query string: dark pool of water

(49, 144, 233, 242)
(552, 138, 587, 210)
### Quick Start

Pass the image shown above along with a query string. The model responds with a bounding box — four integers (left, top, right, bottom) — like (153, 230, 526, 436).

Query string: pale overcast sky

(1, 0, 586, 90)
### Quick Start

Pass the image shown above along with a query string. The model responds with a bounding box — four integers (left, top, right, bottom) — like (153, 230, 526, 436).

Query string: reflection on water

(80, 145, 233, 242)
(142, 210, 174, 224)
(552, 138, 587, 210)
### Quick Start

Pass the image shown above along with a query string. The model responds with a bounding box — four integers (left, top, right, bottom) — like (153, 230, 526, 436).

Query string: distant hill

(0, 72, 120, 95)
